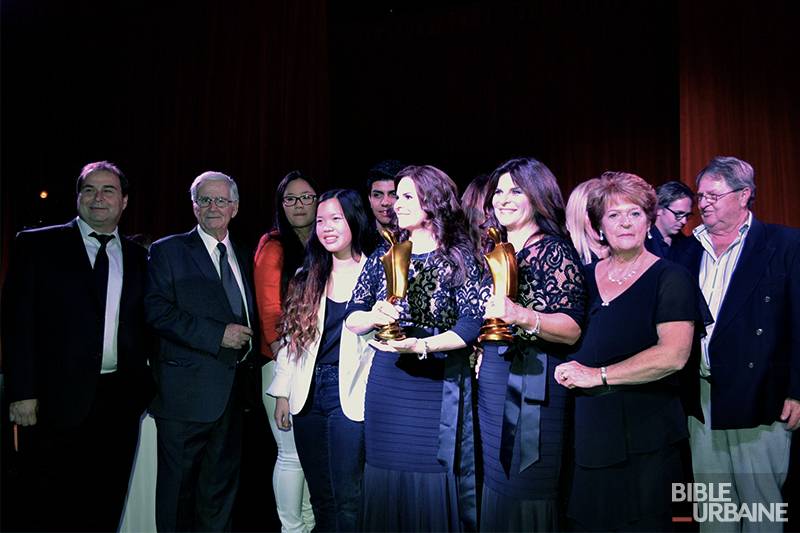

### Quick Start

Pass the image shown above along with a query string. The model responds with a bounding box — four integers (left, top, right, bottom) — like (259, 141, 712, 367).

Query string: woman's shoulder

(653, 258, 696, 289)
(255, 231, 284, 260)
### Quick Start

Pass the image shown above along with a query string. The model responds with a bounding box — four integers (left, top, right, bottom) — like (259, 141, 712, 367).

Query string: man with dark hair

(364, 159, 404, 253)
(646, 180, 694, 258)
(673, 156, 800, 533)
(3, 161, 153, 531)
(145, 171, 258, 531)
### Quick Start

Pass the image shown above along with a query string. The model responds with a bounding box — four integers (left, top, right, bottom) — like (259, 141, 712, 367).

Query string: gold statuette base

(478, 318, 513, 344)
(375, 321, 406, 342)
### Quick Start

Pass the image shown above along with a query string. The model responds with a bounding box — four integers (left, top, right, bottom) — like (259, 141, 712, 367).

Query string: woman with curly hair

(267, 189, 373, 532)
(345, 165, 483, 532)
(478, 156, 586, 531)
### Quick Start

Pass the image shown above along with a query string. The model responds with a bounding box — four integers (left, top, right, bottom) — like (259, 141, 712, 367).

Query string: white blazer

(266, 256, 375, 421)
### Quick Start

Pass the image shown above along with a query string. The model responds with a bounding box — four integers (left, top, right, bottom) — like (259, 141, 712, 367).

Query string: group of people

(2, 154, 797, 533)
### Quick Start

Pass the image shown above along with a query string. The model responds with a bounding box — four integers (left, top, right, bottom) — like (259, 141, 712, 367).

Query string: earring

(647, 229, 653, 240)
(599, 230, 605, 242)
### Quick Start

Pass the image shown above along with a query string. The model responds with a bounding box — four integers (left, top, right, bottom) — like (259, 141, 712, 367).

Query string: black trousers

(10, 372, 142, 532)
(154, 373, 244, 532)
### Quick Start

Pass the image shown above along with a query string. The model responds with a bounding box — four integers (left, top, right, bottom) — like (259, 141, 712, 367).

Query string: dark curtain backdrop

(680, 0, 800, 229)
(2, 0, 677, 260)
(2, 0, 797, 271)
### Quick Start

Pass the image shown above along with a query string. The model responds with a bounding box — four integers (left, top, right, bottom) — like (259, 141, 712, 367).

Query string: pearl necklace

(607, 251, 644, 286)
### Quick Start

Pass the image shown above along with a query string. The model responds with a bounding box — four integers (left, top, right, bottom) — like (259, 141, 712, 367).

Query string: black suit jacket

(672, 217, 800, 429)
(2, 219, 153, 428)
(145, 228, 258, 423)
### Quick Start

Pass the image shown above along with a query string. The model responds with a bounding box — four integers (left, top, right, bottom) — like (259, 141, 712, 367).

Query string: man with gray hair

(673, 156, 800, 532)
(145, 171, 258, 531)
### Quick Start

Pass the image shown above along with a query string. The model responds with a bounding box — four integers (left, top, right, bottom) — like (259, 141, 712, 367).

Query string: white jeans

(262, 361, 315, 533)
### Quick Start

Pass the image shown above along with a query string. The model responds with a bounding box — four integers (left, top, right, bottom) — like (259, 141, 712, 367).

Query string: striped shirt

(693, 211, 752, 376)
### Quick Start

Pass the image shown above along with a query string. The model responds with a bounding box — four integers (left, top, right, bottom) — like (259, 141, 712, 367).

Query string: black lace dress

(347, 247, 483, 532)
(477, 236, 585, 532)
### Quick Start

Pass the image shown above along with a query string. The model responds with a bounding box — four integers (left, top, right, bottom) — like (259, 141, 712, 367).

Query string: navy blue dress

(347, 247, 482, 532)
(477, 236, 585, 532)
(567, 259, 709, 531)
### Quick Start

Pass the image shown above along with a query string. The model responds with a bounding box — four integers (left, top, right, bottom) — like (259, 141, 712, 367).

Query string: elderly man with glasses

(672, 156, 800, 533)
(646, 180, 694, 258)
(145, 171, 259, 532)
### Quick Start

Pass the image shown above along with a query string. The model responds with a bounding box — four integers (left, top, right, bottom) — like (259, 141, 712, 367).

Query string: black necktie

(90, 232, 114, 309)
(217, 242, 245, 322)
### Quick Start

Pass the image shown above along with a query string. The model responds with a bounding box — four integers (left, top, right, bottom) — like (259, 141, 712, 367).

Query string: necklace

(607, 250, 644, 286)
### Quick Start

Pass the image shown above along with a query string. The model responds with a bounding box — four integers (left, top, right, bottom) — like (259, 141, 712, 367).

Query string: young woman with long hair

(254, 170, 319, 533)
(345, 165, 483, 532)
(478, 156, 586, 531)
(268, 189, 373, 533)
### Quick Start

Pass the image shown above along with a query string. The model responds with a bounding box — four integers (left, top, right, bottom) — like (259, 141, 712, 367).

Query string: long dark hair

(483, 157, 568, 243)
(396, 165, 480, 286)
(280, 189, 370, 360)
(273, 170, 320, 297)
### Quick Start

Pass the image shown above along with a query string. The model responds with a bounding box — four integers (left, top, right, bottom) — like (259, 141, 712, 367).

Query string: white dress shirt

(77, 217, 123, 374)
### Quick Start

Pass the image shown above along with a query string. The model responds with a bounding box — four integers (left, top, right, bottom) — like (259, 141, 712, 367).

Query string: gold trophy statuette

(479, 227, 518, 343)
(376, 228, 412, 342)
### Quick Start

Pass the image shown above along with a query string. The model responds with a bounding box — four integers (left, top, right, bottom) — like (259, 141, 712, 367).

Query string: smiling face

(369, 179, 397, 226)
(696, 175, 749, 235)
(491, 173, 534, 232)
(283, 178, 317, 230)
(655, 196, 692, 237)
(192, 180, 238, 241)
(394, 177, 427, 231)
(77, 170, 128, 233)
(600, 197, 649, 254)
(315, 197, 353, 258)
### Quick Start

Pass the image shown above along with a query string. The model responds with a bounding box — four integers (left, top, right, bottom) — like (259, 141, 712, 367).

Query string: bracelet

(523, 310, 542, 336)
(600, 366, 608, 388)
(418, 338, 429, 360)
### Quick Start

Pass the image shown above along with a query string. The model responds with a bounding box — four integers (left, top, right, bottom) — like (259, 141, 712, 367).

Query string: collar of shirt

(196, 224, 236, 271)
(76, 216, 121, 243)
(692, 210, 752, 259)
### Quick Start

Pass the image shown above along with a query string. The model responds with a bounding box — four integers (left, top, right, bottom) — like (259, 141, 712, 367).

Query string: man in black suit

(145, 171, 257, 531)
(3, 161, 152, 531)
(672, 156, 800, 533)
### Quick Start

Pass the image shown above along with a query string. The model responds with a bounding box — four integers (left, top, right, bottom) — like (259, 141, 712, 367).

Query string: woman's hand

(484, 294, 522, 324)
(368, 337, 420, 354)
(274, 397, 292, 431)
(370, 300, 401, 328)
(553, 360, 603, 389)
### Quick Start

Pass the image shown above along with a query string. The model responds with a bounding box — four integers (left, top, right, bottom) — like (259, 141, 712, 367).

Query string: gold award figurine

(479, 227, 518, 343)
(376, 228, 412, 342)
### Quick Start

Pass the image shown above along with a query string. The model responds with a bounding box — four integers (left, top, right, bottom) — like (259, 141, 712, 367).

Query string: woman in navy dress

(345, 165, 483, 532)
(554, 172, 709, 531)
(478, 157, 586, 532)
(268, 189, 373, 532)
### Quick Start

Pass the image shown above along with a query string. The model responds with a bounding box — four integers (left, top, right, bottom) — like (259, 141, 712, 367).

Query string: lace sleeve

(347, 249, 386, 314)
(517, 237, 586, 326)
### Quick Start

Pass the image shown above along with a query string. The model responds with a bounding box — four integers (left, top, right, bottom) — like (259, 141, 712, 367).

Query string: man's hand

(780, 398, 800, 430)
(221, 324, 253, 349)
(9, 399, 38, 426)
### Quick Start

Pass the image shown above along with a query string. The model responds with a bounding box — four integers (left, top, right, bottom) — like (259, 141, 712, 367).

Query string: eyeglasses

(695, 188, 744, 204)
(664, 206, 691, 221)
(283, 194, 317, 207)
(195, 196, 236, 208)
